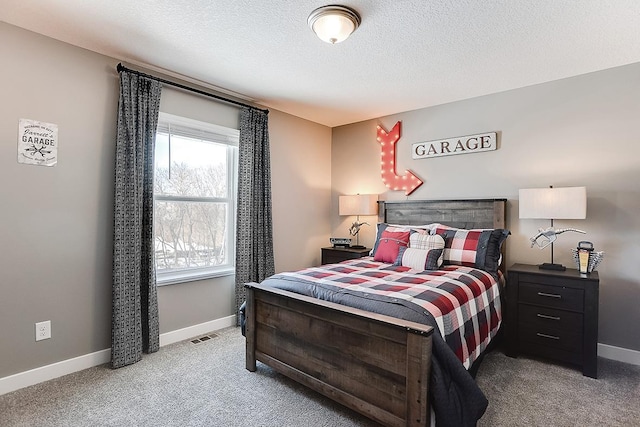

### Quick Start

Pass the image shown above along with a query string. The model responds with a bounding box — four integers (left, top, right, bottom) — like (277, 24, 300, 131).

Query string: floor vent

(190, 333, 219, 344)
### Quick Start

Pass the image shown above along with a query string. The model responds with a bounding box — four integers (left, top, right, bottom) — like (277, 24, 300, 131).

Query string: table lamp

(519, 186, 587, 271)
(339, 194, 378, 249)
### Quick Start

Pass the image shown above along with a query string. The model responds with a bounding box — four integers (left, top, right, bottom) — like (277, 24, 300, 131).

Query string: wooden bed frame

(245, 199, 507, 427)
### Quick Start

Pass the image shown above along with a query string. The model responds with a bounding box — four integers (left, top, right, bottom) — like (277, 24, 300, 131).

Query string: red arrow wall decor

(376, 121, 423, 195)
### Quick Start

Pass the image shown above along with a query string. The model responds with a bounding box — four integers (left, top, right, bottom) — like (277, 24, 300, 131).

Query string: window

(153, 112, 238, 285)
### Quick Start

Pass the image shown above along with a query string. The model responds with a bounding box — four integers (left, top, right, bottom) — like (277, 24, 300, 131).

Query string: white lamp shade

(339, 194, 378, 216)
(519, 186, 587, 219)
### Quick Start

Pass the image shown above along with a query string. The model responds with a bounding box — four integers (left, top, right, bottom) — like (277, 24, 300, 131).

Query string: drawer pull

(536, 332, 560, 340)
(537, 313, 560, 321)
(537, 292, 562, 299)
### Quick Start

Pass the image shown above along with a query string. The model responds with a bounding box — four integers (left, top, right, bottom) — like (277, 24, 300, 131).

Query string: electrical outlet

(35, 320, 51, 341)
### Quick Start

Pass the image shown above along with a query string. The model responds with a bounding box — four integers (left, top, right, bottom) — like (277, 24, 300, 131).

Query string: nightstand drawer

(323, 253, 354, 264)
(519, 320, 583, 353)
(519, 282, 584, 312)
(321, 247, 370, 265)
(518, 304, 583, 347)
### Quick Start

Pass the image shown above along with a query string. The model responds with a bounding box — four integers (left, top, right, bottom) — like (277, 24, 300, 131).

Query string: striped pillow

(394, 247, 444, 271)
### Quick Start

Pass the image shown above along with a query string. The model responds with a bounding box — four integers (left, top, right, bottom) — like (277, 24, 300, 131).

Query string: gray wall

(269, 109, 333, 272)
(332, 63, 640, 352)
(0, 22, 332, 378)
(0, 23, 118, 378)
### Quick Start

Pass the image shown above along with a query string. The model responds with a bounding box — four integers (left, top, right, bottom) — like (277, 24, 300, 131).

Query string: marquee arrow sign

(376, 121, 423, 195)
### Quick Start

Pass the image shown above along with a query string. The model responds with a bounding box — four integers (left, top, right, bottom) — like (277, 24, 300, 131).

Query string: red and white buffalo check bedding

(279, 257, 503, 369)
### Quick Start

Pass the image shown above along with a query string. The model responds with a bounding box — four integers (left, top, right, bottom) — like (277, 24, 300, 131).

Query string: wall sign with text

(412, 132, 497, 160)
(18, 118, 58, 166)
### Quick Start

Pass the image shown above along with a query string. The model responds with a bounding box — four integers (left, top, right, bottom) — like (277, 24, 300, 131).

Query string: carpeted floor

(1, 327, 639, 426)
(476, 348, 640, 426)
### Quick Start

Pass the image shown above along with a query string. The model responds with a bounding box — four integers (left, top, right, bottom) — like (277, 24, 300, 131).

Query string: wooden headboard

(378, 198, 508, 272)
(378, 198, 506, 229)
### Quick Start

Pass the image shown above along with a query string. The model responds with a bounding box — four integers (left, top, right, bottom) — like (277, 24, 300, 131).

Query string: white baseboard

(0, 348, 111, 397)
(159, 315, 236, 346)
(598, 343, 640, 366)
(0, 315, 237, 396)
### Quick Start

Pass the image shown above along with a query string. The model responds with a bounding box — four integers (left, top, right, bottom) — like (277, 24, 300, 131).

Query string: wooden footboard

(245, 282, 434, 427)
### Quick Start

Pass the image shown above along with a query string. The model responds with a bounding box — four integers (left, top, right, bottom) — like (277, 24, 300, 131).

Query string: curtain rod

(116, 63, 268, 114)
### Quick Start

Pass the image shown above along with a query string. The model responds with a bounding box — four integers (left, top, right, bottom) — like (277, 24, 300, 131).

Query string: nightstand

(321, 247, 370, 265)
(505, 263, 599, 378)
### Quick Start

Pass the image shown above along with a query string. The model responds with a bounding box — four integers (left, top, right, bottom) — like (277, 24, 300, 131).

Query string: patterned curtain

(111, 71, 162, 368)
(235, 107, 275, 324)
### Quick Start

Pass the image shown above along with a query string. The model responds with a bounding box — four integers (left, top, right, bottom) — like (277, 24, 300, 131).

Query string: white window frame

(154, 112, 239, 286)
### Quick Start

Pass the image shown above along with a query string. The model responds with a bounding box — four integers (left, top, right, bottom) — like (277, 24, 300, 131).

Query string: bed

(243, 199, 508, 427)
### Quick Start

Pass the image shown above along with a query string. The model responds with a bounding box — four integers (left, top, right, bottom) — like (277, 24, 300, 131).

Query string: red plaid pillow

(442, 229, 483, 267)
(433, 225, 510, 275)
(373, 230, 410, 263)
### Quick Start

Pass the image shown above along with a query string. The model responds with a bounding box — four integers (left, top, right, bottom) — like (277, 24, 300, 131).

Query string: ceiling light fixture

(308, 5, 361, 44)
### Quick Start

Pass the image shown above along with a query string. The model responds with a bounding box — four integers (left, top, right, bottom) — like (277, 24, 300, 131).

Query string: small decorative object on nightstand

(321, 246, 370, 265)
(505, 263, 599, 378)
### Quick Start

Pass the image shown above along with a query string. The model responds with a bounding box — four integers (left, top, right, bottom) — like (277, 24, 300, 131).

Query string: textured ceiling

(2, 1, 640, 127)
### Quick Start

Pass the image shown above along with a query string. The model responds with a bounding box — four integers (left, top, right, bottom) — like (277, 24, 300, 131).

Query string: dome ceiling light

(307, 5, 361, 44)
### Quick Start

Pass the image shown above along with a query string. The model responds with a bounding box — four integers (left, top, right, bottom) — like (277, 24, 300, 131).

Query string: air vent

(190, 333, 219, 344)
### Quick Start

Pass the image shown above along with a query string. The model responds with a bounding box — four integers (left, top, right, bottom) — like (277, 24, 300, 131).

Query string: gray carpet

(477, 349, 640, 426)
(1, 327, 638, 426)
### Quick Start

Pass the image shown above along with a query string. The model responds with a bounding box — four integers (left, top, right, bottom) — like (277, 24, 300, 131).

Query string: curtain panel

(112, 71, 162, 368)
(235, 107, 275, 324)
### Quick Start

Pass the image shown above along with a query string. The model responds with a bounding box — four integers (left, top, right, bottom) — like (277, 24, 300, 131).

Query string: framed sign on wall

(18, 118, 58, 167)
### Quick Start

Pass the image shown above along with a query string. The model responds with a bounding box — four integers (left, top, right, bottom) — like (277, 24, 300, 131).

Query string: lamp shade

(339, 194, 378, 216)
(519, 186, 587, 219)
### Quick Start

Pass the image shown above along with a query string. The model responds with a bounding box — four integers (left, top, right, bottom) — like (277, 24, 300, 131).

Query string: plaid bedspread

(270, 257, 502, 369)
